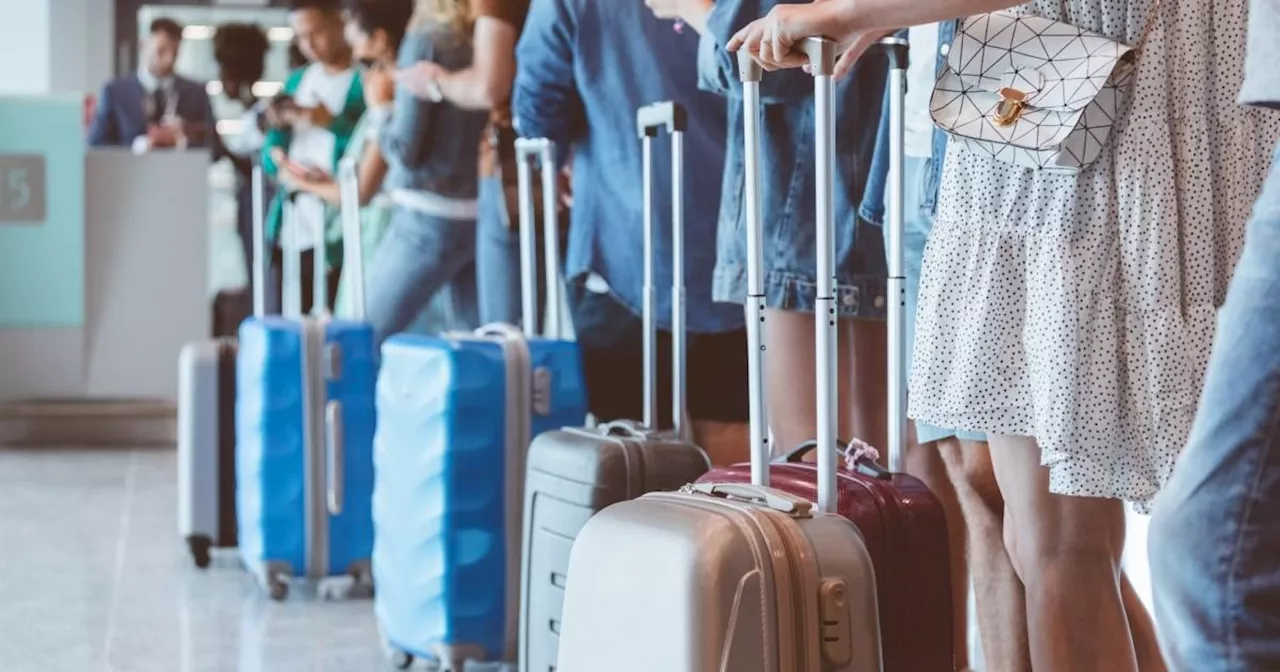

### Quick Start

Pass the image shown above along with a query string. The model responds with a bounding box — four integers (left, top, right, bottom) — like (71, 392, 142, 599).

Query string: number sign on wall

(0, 154, 46, 224)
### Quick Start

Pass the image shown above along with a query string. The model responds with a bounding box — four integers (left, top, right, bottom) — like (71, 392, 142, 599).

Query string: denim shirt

(512, 0, 744, 333)
(697, 0, 888, 270)
(859, 22, 957, 226)
(382, 26, 491, 199)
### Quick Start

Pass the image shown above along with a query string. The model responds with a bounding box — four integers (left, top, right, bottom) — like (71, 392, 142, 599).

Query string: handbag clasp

(992, 87, 1028, 127)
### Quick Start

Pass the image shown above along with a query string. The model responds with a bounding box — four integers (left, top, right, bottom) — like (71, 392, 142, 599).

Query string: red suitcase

(697, 38, 955, 672)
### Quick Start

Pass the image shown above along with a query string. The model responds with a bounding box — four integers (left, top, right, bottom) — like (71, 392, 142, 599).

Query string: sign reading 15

(0, 155, 47, 224)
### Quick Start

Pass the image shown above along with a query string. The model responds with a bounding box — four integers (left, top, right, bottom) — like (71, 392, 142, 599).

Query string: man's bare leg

(938, 440, 1031, 672)
(904, 439, 970, 669)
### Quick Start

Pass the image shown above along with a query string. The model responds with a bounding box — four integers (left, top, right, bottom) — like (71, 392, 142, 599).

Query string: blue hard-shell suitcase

(235, 171, 378, 600)
(373, 140, 587, 670)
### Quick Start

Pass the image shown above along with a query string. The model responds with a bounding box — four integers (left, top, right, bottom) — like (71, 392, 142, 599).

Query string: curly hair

(212, 23, 270, 86)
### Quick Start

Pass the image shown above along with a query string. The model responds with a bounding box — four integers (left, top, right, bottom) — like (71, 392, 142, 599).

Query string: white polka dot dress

(909, 0, 1280, 512)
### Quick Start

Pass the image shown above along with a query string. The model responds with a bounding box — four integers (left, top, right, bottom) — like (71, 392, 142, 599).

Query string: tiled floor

(0, 448, 386, 672)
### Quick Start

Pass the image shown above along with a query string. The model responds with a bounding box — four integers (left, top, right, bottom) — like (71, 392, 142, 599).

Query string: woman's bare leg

(989, 434, 1137, 672)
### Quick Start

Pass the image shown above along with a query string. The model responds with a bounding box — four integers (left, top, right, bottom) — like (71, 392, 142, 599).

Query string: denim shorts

(712, 207, 887, 320)
(896, 156, 984, 445)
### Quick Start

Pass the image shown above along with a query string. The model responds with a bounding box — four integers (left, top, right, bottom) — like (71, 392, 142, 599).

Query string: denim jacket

(381, 26, 490, 199)
(512, 0, 744, 333)
(697, 0, 887, 277)
(859, 22, 956, 226)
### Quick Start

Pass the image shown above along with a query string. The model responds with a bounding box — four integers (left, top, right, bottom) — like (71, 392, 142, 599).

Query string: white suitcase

(555, 40, 884, 672)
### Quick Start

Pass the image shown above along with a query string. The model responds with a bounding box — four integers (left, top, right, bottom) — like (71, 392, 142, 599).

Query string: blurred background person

(89, 18, 218, 154)
(212, 22, 273, 306)
(365, 0, 489, 343)
(262, 0, 364, 314)
(281, 0, 458, 332)
(394, 0, 534, 328)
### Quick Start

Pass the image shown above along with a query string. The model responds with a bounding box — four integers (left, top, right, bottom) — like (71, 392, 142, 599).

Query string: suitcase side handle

(689, 482, 813, 517)
(325, 400, 344, 515)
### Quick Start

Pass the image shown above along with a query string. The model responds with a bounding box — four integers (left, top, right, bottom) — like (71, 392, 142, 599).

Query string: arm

(433, 16, 519, 111)
(381, 32, 434, 168)
(512, 0, 586, 149)
(87, 84, 119, 146)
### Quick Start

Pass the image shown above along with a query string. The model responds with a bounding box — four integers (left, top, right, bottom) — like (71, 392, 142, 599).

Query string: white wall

(0, 0, 114, 96)
(0, 0, 52, 95)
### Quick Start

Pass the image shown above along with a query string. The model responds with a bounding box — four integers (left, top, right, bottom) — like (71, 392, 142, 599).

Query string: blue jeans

(365, 206, 479, 345)
(476, 175, 524, 326)
(890, 157, 985, 446)
(1148, 144, 1280, 669)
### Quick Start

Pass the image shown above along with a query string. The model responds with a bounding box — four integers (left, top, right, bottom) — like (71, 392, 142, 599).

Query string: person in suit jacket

(88, 18, 218, 153)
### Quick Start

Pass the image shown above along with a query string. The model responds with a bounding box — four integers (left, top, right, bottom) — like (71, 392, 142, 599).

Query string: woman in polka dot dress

(731, 0, 1280, 669)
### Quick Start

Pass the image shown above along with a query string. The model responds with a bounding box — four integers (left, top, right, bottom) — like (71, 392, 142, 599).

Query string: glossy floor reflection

(0, 448, 386, 672)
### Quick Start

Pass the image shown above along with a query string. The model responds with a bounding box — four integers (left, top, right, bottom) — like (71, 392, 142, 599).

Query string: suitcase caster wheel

(390, 649, 413, 670)
(268, 578, 289, 601)
(187, 536, 212, 569)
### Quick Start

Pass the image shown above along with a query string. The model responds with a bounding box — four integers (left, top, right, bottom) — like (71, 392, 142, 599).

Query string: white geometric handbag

(930, 8, 1159, 172)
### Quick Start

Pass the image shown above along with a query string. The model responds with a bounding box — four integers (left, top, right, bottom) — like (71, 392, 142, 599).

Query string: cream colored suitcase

(554, 40, 883, 672)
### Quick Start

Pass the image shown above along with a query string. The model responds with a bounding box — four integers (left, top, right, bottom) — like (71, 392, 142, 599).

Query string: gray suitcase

(555, 40, 883, 672)
(517, 103, 712, 672)
(177, 165, 269, 568)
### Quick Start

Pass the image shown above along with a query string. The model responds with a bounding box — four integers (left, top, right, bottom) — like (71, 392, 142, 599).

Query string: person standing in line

(364, 0, 490, 343)
(212, 22, 273, 302)
(728, 0, 1280, 670)
(646, 0, 892, 458)
(1148, 1, 1280, 668)
(855, 23, 1164, 672)
(281, 0, 457, 333)
(515, 0, 752, 464)
(262, 0, 366, 314)
(395, 0, 546, 330)
(89, 18, 219, 153)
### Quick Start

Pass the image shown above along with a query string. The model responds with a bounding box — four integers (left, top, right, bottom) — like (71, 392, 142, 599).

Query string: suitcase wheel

(186, 535, 212, 569)
(388, 648, 413, 670)
(267, 575, 289, 601)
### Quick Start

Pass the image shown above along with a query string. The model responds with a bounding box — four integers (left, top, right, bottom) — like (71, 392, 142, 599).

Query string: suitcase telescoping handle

(337, 158, 367, 321)
(513, 137, 564, 339)
(881, 37, 910, 474)
(804, 37, 841, 515)
(738, 50, 770, 487)
(737, 38, 842, 513)
(252, 162, 268, 318)
(636, 101, 689, 440)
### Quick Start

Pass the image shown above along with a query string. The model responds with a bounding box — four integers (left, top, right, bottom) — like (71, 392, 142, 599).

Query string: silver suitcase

(555, 40, 883, 672)
(177, 165, 269, 568)
(517, 108, 712, 672)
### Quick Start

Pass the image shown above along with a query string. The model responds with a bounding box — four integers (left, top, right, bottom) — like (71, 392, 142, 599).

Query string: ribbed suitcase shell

(373, 331, 587, 666)
(518, 423, 710, 672)
(699, 461, 953, 671)
(235, 316, 378, 590)
(557, 486, 882, 672)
